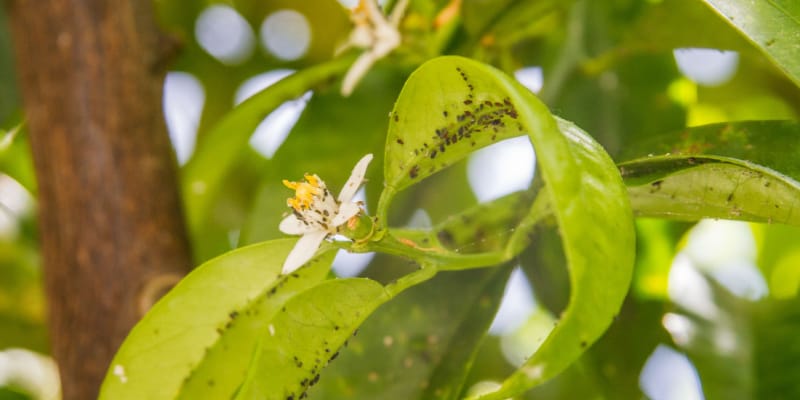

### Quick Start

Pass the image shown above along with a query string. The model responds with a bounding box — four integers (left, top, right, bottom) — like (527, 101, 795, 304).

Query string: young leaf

(234, 278, 389, 400)
(379, 58, 528, 218)
(420, 266, 514, 399)
(98, 239, 335, 400)
(376, 56, 635, 398)
(308, 264, 512, 400)
(618, 120, 800, 225)
(476, 117, 634, 399)
(0, 120, 36, 195)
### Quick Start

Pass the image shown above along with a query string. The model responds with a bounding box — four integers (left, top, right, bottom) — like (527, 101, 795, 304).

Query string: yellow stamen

(282, 179, 297, 190)
(287, 197, 302, 211)
(354, 0, 368, 17)
(283, 175, 323, 211)
(304, 174, 319, 186)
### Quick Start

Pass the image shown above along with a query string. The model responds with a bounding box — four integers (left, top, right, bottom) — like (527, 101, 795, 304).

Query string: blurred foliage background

(1, 0, 800, 398)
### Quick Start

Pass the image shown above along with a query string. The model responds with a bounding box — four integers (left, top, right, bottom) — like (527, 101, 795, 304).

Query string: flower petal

(388, 0, 409, 26)
(279, 215, 319, 235)
(332, 201, 361, 227)
(282, 231, 328, 274)
(341, 52, 376, 97)
(338, 153, 373, 203)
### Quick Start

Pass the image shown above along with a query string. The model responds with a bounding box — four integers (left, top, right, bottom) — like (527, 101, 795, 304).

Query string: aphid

(409, 165, 420, 179)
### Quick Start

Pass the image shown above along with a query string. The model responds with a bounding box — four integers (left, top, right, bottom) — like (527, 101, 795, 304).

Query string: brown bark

(6, 0, 191, 398)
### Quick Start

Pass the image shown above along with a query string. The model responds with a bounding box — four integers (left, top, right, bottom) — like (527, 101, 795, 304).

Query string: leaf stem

(384, 264, 438, 297)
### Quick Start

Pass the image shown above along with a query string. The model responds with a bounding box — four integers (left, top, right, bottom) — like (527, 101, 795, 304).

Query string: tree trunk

(6, 0, 192, 398)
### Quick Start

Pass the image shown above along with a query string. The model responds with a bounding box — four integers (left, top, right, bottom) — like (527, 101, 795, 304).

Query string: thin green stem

(364, 230, 508, 269)
(374, 185, 397, 235)
(384, 264, 438, 297)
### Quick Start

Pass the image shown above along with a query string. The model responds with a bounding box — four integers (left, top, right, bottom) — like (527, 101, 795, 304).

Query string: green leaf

(99, 239, 335, 399)
(755, 224, 800, 299)
(618, 0, 758, 55)
(234, 278, 389, 400)
(702, 0, 800, 87)
(309, 264, 511, 399)
(0, 226, 46, 352)
(0, 121, 36, 195)
(0, 387, 31, 400)
(752, 298, 800, 398)
(618, 120, 800, 225)
(420, 267, 513, 399)
(379, 59, 528, 216)
(474, 118, 633, 399)
(461, 0, 564, 48)
(460, 0, 517, 37)
(375, 56, 635, 398)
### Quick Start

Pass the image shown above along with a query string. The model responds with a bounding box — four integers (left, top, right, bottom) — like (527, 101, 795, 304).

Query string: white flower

(279, 154, 373, 274)
(338, 0, 409, 96)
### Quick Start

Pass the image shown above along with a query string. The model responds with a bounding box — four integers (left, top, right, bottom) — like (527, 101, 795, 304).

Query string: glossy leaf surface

(310, 263, 512, 399)
(703, 0, 800, 86)
(235, 278, 389, 400)
(99, 239, 335, 399)
(619, 121, 800, 225)
(377, 56, 635, 398)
